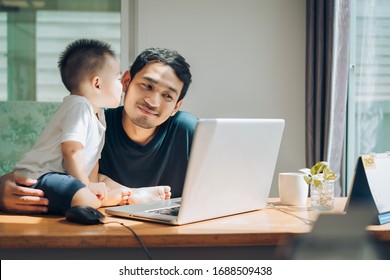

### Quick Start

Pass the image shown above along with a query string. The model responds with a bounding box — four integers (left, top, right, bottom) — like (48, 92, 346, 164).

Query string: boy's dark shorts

(34, 172, 86, 215)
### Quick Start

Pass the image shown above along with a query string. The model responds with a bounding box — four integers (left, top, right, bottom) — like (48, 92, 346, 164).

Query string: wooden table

(1, 198, 388, 259)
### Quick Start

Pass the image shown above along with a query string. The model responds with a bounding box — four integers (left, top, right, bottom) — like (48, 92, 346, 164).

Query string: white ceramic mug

(278, 172, 308, 206)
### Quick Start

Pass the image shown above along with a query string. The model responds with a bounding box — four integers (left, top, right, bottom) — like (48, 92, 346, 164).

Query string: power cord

(102, 221, 153, 260)
(267, 203, 315, 225)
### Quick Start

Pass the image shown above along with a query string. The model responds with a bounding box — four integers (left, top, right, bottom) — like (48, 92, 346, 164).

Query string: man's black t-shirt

(99, 107, 197, 197)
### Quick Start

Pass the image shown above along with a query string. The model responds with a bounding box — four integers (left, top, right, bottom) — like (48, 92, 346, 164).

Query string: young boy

(14, 39, 138, 214)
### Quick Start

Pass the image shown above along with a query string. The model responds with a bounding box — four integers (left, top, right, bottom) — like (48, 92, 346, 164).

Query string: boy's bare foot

(128, 186, 171, 204)
(102, 188, 131, 207)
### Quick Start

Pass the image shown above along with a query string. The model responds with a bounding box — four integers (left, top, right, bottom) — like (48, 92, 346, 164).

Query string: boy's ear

(121, 70, 131, 93)
(92, 76, 101, 90)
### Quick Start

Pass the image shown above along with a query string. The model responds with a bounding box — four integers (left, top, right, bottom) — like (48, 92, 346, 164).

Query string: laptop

(105, 118, 285, 225)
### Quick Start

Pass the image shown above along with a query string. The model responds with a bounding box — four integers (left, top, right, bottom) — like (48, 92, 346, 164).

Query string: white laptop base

(105, 118, 285, 225)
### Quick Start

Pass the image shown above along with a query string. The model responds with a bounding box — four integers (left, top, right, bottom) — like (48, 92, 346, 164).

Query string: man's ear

(171, 99, 184, 116)
(121, 70, 131, 93)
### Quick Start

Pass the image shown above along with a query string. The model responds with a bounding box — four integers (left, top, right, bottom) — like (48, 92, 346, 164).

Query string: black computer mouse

(65, 205, 105, 225)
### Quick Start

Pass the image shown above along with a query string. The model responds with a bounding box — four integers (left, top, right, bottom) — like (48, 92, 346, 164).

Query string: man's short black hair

(58, 38, 116, 92)
(130, 48, 192, 101)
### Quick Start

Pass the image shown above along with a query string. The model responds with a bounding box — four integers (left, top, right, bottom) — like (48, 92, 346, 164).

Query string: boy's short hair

(58, 38, 116, 92)
(130, 48, 192, 101)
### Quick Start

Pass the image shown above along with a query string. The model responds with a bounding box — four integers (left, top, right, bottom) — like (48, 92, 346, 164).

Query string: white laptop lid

(105, 118, 285, 225)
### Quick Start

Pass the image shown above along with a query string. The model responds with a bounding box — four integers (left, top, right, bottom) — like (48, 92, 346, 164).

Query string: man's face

(122, 62, 184, 129)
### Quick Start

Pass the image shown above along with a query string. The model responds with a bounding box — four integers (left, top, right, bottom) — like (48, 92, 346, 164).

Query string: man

(0, 47, 197, 214)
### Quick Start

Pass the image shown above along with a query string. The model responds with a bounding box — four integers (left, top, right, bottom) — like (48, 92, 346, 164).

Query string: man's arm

(98, 173, 127, 190)
(0, 172, 48, 213)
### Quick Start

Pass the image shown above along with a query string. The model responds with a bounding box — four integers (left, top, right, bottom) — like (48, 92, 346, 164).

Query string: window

(347, 0, 390, 190)
(0, 0, 121, 101)
(0, 12, 6, 98)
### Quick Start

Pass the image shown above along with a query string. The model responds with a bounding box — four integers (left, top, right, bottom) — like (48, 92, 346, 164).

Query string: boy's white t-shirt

(14, 95, 106, 180)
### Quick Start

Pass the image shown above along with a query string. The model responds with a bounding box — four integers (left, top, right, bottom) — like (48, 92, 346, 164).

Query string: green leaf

(310, 161, 328, 174)
(324, 167, 337, 180)
(303, 175, 312, 185)
(313, 178, 322, 187)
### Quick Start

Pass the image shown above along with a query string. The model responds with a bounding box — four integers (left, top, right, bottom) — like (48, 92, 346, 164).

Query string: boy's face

(90, 56, 123, 109)
(122, 62, 184, 130)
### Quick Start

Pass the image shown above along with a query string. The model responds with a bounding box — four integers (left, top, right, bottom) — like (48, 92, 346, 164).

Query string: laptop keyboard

(148, 206, 180, 216)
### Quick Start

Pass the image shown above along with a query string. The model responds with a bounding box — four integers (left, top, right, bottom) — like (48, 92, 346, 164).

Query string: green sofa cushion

(0, 101, 60, 174)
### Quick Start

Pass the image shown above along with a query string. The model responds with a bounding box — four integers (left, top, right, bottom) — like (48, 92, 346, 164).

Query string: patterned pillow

(0, 101, 60, 175)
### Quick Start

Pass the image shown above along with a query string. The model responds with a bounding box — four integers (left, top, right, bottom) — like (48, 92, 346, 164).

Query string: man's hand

(0, 172, 48, 214)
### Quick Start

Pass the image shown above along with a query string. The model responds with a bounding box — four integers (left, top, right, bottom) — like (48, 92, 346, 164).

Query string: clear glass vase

(310, 180, 335, 210)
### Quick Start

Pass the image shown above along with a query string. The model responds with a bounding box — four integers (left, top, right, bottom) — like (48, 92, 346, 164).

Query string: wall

(132, 0, 306, 196)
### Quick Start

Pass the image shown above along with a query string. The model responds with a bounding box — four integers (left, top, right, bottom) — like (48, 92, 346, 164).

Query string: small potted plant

(300, 161, 337, 210)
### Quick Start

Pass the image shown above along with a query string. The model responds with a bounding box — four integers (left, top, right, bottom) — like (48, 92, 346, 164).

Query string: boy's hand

(87, 182, 109, 201)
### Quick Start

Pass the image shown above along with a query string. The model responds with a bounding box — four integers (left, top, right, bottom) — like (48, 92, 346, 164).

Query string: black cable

(103, 221, 153, 260)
